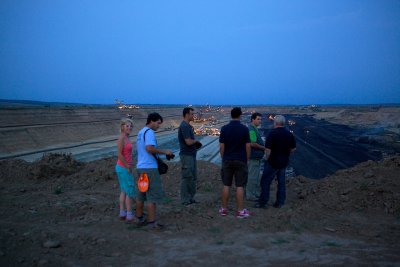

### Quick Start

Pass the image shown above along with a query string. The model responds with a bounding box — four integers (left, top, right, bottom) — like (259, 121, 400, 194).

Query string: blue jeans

(259, 161, 286, 206)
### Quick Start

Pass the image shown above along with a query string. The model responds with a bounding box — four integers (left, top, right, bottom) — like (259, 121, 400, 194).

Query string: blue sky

(0, 1, 399, 105)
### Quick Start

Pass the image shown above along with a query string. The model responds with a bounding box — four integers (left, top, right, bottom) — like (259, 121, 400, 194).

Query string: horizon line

(1, 98, 400, 107)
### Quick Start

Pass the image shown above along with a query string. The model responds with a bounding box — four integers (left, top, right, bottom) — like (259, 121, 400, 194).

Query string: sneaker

(182, 199, 199, 206)
(273, 203, 283, 209)
(124, 212, 135, 223)
(133, 216, 146, 226)
(125, 215, 145, 225)
(145, 221, 164, 230)
(236, 208, 251, 219)
(219, 207, 228, 216)
(190, 199, 199, 204)
(254, 203, 267, 209)
(137, 216, 146, 225)
(119, 210, 127, 220)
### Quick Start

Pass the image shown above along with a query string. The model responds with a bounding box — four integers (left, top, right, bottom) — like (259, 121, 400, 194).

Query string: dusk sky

(1, 1, 399, 105)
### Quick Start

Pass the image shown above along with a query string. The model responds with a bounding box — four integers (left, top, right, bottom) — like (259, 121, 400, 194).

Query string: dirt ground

(0, 153, 399, 266)
(1, 104, 399, 266)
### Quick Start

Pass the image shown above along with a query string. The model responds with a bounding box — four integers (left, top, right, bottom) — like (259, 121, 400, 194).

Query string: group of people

(115, 113, 172, 229)
(219, 107, 296, 217)
(115, 106, 296, 229)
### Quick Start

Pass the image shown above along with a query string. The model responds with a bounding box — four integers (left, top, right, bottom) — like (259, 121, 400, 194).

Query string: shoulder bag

(144, 129, 168, 175)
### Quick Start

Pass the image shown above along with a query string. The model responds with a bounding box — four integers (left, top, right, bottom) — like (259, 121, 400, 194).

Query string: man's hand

(246, 143, 251, 161)
(264, 148, 271, 160)
(219, 143, 225, 158)
(164, 150, 173, 156)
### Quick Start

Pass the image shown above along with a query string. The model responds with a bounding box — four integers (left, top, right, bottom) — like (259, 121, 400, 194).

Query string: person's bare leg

(221, 185, 230, 209)
(125, 197, 133, 213)
(147, 202, 156, 222)
(136, 200, 144, 217)
(236, 187, 245, 211)
(119, 191, 126, 211)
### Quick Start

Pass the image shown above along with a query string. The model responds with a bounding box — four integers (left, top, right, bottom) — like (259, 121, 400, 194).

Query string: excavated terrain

(0, 103, 399, 266)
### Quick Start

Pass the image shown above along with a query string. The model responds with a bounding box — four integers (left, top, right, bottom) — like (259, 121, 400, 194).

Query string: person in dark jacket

(256, 115, 296, 209)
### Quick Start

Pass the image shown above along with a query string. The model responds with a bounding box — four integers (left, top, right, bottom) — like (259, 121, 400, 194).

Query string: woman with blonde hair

(115, 118, 136, 223)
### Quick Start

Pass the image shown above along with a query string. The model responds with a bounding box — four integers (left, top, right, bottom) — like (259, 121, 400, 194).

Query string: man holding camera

(179, 107, 202, 205)
(136, 112, 174, 229)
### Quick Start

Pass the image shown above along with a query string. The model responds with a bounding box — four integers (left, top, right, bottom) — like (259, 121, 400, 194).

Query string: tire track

(0, 128, 176, 161)
(0, 114, 183, 130)
(2, 118, 229, 162)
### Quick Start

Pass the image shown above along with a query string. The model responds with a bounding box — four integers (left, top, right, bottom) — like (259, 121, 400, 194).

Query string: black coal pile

(261, 115, 400, 179)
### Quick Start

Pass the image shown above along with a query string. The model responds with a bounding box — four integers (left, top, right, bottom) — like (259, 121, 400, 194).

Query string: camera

(195, 141, 203, 149)
(166, 154, 175, 160)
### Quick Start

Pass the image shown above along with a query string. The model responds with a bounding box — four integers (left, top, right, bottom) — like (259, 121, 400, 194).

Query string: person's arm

(182, 125, 197, 146)
(144, 130, 173, 156)
(264, 132, 272, 160)
(265, 148, 271, 160)
(249, 130, 265, 150)
(219, 143, 225, 159)
(246, 143, 251, 161)
(184, 138, 197, 146)
(117, 136, 129, 168)
(250, 142, 265, 150)
(290, 134, 296, 154)
(146, 145, 173, 156)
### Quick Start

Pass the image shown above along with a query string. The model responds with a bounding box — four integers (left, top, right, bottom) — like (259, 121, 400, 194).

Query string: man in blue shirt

(135, 112, 173, 229)
(219, 107, 251, 218)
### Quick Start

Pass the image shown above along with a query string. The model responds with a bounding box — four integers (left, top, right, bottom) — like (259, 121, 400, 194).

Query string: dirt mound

(286, 156, 400, 246)
(0, 159, 31, 182)
(292, 157, 399, 215)
(31, 153, 83, 179)
(0, 154, 399, 266)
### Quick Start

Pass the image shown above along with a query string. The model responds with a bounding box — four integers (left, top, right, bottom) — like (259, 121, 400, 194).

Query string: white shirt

(136, 126, 158, 169)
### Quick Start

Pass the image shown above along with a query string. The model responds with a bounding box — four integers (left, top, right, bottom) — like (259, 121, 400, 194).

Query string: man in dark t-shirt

(219, 107, 251, 218)
(256, 115, 296, 209)
(178, 107, 202, 205)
